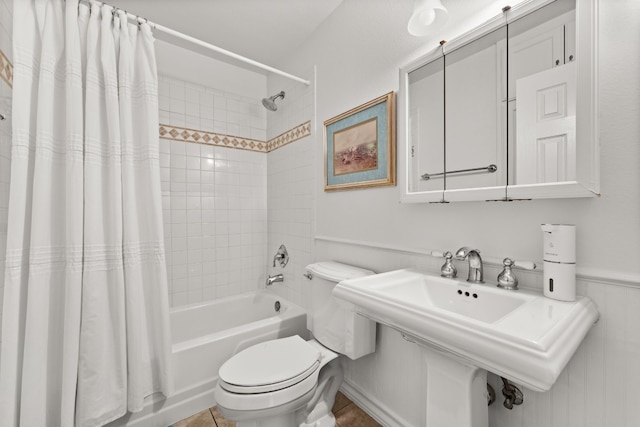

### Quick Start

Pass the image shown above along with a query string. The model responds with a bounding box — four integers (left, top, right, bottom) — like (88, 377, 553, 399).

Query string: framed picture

(324, 92, 396, 191)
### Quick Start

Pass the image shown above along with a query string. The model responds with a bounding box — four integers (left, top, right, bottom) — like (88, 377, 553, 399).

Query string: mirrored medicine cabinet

(398, 0, 599, 203)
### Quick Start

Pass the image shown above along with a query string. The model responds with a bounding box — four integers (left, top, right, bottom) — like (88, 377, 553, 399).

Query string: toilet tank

(305, 261, 376, 360)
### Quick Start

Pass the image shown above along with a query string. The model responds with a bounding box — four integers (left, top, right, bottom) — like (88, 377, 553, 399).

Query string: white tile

(213, 95, 227, 110)
(170, 98, 185, 115)
(171, 292, 188, 307)
(201, 145, 214, 159)
(170, 182, 186, 193)
(160, 153, 170, 168)
(169, 82, 185, 101)
(201, 106, 214, 120)
(200, 92, 214, 108)
(186, 156, 201, 170)
(169, 113, 186, 127)
(186, 87, 200, 105)
(187, 249, 202, 264)
(186, 102, 199, 118)
(172, 236, 187, 251)
(200, 119, 214, 133)
(187, 222, 202, 236)
(187, 290, 202, 304)
(171, 250, 187, 266)
(159, 167, 170, 182)
(186, 170, 200, 183)
(186, 210, 201, 223)
(187, 196, 201, 210)
(159, 95, 171, 112)
(170, 140, 186, 155)
(185, 142, 201, 157)
(186, 183, 201, 194)
(186, 116, 200, 130)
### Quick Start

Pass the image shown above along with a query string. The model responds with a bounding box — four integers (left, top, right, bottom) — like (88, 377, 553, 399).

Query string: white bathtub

(108, 291, 307, 427)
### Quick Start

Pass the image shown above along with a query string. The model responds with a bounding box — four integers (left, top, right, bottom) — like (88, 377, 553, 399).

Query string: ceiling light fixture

(408, 0, 448, 36)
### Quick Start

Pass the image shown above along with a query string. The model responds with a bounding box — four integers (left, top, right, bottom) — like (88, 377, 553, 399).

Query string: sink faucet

(455, 247, 484, 283)
(266, 273, 284, 287)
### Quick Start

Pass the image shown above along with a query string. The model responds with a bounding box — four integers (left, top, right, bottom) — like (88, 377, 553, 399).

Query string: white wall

(282, 0, 639, 276)
(273, 0, 640, 425)
(155, 40, 266, 100)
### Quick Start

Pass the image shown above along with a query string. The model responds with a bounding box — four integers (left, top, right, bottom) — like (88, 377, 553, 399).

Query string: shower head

(261, 91, 285, 111)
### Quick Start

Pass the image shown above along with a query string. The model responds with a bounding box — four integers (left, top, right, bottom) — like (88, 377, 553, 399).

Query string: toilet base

(299, 358, 343, 427)
(216, 340, 344, 427)
(220, 386, 315, 427)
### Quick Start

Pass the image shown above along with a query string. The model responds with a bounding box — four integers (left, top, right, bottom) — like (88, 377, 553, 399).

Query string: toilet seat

(218, 335, 321, 394)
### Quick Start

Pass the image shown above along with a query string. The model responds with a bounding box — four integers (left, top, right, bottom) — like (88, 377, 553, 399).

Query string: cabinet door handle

(555, 59, 560, 66)
(569, 55, 574, 61)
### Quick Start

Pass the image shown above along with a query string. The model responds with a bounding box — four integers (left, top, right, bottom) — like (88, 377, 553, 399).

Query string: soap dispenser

(541, 224, 576, 301)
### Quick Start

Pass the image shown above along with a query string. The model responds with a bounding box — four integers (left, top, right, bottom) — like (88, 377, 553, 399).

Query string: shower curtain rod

(79, 0, 311, 86)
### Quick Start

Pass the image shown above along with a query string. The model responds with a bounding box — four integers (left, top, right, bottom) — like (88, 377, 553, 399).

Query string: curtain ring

(137, 16, 148, 30)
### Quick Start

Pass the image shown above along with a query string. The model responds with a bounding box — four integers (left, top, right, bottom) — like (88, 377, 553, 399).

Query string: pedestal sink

(333, 269, 599, 427)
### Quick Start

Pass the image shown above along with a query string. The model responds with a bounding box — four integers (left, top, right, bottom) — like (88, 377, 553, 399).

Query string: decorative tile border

(0, 49, 13, 89)
(159, 124, 268, 153)
(159, 120, 312, 154)
(266, 121, 312, 152)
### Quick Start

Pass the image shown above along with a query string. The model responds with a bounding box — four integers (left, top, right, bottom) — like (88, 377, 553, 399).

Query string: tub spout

(266, 273, 284, 286)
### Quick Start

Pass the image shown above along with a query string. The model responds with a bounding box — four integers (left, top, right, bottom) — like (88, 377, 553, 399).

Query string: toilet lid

(218, 335, 321, 393)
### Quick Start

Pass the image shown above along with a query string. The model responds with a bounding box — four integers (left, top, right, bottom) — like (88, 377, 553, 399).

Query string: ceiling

(108, 0, 345, 67)
(106, 0, 530, 77)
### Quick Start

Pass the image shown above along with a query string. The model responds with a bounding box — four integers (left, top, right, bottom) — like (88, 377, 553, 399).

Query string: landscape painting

(324, 92, 396, 191)
(333, 118, 378, 176)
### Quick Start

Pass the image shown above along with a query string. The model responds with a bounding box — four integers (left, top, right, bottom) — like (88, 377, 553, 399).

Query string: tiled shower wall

(266, 73, 315, 308)
(0, 0, 13, 345)
(158, 75, 268, 306)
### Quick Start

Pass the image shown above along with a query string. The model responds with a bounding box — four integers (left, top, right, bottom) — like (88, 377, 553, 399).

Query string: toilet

(214, 261, 376, 427)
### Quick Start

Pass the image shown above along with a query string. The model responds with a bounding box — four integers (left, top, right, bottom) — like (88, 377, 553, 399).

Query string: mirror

(445, 26, 507, 193)
(408, 55, 444, 195)
(399, 0, 599, 203)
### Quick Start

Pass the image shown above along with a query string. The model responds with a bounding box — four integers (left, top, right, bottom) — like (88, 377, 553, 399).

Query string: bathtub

(108, 291, 307, 427)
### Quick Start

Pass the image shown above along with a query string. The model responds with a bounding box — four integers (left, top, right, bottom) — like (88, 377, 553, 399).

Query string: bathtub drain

(274, 301, 281, 312)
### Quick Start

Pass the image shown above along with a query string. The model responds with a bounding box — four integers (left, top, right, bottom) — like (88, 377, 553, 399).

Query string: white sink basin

(374, 272, 530, 323)
(333, 268, 599, 392)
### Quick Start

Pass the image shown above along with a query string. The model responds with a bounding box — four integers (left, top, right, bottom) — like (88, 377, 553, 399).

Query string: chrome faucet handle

(497, 258, 518, 290)
(272, 244, 289, 268)
(440, 251, 457, 278)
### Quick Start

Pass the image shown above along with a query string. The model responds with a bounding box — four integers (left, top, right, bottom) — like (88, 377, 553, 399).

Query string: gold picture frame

(324, 92, 396, 191)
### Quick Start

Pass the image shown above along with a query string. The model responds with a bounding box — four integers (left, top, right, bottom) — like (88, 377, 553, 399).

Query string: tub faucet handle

(272, 244, 289, 268)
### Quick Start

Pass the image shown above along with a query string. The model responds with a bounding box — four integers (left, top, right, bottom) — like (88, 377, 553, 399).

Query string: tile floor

(172, 391, 382, 427)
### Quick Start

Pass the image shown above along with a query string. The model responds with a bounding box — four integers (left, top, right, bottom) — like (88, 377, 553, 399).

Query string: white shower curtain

(0, 1, 173, 426)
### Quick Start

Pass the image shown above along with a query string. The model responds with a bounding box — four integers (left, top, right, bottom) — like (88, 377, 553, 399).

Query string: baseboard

(106, 379, 217, 427)
(340, 379, 416, 427)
